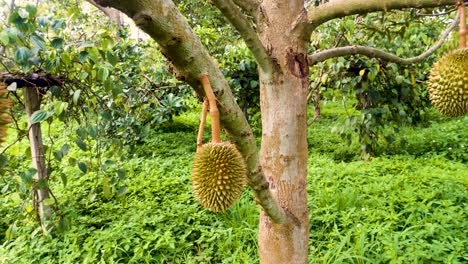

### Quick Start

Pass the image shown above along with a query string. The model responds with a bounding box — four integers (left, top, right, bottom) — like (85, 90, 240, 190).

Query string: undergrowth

(1, 103, 467, 263)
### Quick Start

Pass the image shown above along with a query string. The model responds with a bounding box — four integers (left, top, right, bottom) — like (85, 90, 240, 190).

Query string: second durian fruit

(192, 142, 247, 212)
(427, 48, 468, 117)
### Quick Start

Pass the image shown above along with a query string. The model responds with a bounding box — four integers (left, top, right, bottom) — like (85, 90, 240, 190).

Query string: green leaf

(61, 144, 70, 155)
(76, 127, 88, 139)
(31, 33, 46, 51)
(0, 154, 8, 168)
(75, 139, 88, 151)
(78, 51, 88, 63)
(78, 162, 87, 173)
(14, 47, 31, 63)
(51, 37, 65, 48)
(88, 126, 97, 139)
(107, 51, 119, 66)
(25, 5, 38, 18)
(117, 169, 126, 180)
(250, 80, 258, 88)
(117, 186, 127, 197)
(0, 31, 9, 45)
(30, 110, 49, 124)
(395, 75, 405, 84)
(73, 90, 81, 105)
(53, 151, 63, 161)
(53, 101, 68, 116)
(18, 9, 29, 19)
(97, 67, 110, 82)
(20, 168, 37, 184)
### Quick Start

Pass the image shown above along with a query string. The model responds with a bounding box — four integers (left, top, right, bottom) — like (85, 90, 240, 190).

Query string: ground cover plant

(1, 102, 466, 263)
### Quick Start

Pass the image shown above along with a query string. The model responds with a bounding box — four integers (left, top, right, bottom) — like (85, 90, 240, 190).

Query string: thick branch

(93, 0, 286, 223)
(308, 10, 459, 65)
(307, 0, 457, 33)
(212, 0, 274, 73)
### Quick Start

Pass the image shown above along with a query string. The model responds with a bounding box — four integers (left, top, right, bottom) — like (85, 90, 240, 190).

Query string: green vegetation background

(1, 102, 466, 263)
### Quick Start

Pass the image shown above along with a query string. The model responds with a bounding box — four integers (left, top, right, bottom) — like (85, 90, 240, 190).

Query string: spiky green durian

(427, 48, 468, 117)
(192, 142, 247, 212)
(0, 84, 11, 147)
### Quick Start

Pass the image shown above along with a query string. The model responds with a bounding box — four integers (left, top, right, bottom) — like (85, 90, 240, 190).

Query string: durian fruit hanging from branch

(0, 83, 12, 147)
(427, 3, 467, 118)
(192, 74, 247, 212)
(428, 48, 468, 117)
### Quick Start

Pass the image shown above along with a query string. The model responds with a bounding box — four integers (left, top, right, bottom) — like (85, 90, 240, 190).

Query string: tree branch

(307, 0, 457, 33)
(93, 0, 286, 223)
(308, 10, 459, 65)
(212, 0, 274, 73)
(86, 0, 122, 28)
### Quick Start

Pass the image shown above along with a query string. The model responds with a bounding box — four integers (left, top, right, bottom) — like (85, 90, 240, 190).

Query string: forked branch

(212, 0, 274, 73)
(308, 10, 460, 65)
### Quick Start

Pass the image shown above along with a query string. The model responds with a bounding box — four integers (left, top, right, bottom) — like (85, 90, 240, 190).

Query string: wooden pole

(23, 87, 52, 234)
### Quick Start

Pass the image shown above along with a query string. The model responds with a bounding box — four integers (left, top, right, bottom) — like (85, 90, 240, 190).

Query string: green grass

(0, 103, 467, 263)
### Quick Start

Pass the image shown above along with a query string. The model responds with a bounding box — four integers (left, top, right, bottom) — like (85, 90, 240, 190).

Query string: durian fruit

(427, 48, 468, 117)
(192, 142, 247, 212)
(193, 75, 248, 212)
(0, 84, 11, 147)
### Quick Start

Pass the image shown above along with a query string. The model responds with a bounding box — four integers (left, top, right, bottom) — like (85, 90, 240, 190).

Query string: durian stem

(196, 99, 209, 152)
(200, 74, 221, 144)
(459, 1, 466, 48)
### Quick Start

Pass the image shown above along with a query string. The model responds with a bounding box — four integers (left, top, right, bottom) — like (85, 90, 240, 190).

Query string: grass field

(1, 102, 467, 263)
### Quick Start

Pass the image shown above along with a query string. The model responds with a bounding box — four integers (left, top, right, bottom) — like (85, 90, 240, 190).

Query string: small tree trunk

(313, 86, 321, 120)
(24, 87, 52, 233)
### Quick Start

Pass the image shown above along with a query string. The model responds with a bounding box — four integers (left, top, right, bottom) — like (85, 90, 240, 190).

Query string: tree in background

(89, 0, 462, 262)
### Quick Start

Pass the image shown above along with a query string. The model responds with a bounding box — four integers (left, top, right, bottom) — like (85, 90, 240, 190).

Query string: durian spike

(459, 1, 466, 48)
(197, 99, 209, 152)
(200, 74, 221, 143)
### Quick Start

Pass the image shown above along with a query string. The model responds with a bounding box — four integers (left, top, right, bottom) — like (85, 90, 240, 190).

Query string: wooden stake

(24, 87, 52, 234)
(459, 1, 467, 48)
(196, 99, 208, 152)
(200, 74, 221, 143)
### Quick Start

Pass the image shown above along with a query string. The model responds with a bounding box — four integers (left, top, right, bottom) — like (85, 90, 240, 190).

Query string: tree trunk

(313, 86, 321, 120)
(257, 1, 310, 262)
(24, 87, 52, 233)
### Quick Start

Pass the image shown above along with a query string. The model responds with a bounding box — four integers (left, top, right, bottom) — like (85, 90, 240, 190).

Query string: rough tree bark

(89, 0, 458, 262)
(23, 87, 52, 233)
(255, 1, 310, 262)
